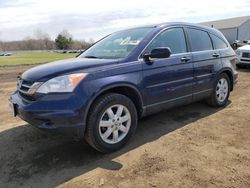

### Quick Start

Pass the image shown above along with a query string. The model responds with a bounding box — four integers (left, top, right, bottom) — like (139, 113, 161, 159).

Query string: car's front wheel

(207, 73, 231, 107)
(85, 93, 138, 153)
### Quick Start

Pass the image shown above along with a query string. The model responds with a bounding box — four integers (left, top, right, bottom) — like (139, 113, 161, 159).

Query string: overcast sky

(0, 0, 250, 41)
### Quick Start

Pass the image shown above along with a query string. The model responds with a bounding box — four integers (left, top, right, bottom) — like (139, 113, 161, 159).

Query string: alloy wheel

(216, 78, 229, 103)
(99, 104, 131, 144)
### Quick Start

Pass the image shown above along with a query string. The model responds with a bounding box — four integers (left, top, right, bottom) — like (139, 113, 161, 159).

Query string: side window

(146, 28, 187, 55)
(210, 34, 228, 49)
(187, 28, 213, 52)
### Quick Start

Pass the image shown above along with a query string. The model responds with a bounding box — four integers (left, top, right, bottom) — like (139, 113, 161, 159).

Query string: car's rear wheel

(207, 73, 231, 107)
(85, 93, 138, 153)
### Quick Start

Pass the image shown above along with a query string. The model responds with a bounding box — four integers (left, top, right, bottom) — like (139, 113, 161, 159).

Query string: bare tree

(33, 29, 54, 50)
(0, 29, 93, 51)
(34, 29, 49, 40)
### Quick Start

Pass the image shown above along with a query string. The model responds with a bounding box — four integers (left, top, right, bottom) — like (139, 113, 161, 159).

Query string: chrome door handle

(181, 57, 191, 62)
(212, 53, 220, 58)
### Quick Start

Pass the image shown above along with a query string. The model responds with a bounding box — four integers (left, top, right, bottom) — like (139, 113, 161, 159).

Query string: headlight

(36, 73, 88, 93)
(236, 50, 241, 56)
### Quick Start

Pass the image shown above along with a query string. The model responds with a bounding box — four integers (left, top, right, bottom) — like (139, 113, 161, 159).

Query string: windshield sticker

(119, 37, 140, 45)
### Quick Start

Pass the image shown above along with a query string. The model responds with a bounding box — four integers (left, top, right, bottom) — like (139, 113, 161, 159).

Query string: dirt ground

(0, 65, 250, 188)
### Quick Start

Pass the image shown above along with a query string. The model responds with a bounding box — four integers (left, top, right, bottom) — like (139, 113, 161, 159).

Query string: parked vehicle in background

(0, 52, 14, 56)
(232, 40, 250, 49)
(236, 45, 250, 68)
(10, 22, 238, 153)
(54, 50, 84, 54)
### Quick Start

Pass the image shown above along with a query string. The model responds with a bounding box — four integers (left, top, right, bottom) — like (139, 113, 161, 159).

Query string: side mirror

(143, 47, 171, 61)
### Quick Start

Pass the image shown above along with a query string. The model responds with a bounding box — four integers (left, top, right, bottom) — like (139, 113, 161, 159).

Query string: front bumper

(9, 91, 87, 138)
(237, 52, 250, 64)
(238, 59, 250, 64)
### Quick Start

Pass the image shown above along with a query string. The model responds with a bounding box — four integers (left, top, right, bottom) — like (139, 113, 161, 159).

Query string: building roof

(201, 15, 250, 29)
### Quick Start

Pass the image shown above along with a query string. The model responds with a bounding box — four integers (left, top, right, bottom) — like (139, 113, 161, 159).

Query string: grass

(0, 51, 79, 66)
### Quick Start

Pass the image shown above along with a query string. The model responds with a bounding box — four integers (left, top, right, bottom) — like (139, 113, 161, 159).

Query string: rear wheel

(207, 73, 231, 107)
(85, 93, 138, 153)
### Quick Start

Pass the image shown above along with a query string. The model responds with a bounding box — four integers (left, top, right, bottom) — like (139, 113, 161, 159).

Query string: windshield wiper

(83, 55, 100, 59)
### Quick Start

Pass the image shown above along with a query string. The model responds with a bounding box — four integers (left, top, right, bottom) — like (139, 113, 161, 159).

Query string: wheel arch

(83, 83, 144, 126)
(217, 67, 234, 91)
(218, 68, 234, 91)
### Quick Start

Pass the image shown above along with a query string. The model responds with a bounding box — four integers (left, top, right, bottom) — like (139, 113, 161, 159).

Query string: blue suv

(10, 23, 238, 152)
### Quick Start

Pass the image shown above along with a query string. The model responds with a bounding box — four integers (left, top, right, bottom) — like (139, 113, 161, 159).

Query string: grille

(18, 79, 34, 94)
(242, 52, 250, 58)
(17, 78, 43, 101)
(240, 59, 250, 62)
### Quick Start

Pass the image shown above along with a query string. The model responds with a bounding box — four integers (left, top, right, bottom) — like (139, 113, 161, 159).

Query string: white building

(201, 16, 250, 44)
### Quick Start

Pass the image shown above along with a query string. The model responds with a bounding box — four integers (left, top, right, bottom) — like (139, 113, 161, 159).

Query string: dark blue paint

(10, 22, 238, 137)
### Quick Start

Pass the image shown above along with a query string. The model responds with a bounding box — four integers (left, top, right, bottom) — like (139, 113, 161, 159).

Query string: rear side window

(146, 28, 187, 54)
(210, 34, 228, 49)
(187, 28, 213, 52)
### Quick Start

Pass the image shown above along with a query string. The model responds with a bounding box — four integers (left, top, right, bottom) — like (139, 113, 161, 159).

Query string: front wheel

(207, 73, 231, 107)
(85, 93, 138, 153)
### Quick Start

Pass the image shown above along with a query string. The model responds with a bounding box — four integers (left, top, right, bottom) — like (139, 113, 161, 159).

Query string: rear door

(210, 33, 231, 59)
(141, 27, 194, 110)
(186, 27, 222, 101)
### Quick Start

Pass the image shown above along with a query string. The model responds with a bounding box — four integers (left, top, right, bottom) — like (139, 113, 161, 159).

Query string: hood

(21, 58, 118, 82)
(238, 45, 250, 51)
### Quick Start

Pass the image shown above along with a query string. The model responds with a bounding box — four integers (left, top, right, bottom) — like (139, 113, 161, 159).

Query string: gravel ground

(0, 66, 250, 188)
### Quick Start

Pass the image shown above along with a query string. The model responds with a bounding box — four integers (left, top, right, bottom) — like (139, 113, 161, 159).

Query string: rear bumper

(9, 91, 87, 138)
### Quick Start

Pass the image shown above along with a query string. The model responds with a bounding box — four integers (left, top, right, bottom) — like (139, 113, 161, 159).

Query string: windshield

(79, 27, 153, 59)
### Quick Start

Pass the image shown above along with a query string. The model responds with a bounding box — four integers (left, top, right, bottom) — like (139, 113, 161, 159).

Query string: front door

(141, 27, 194, 112)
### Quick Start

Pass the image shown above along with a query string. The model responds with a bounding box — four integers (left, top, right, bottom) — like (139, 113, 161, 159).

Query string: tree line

(0, 29, 94, 51)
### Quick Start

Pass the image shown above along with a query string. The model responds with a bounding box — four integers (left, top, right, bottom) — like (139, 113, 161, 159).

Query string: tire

(85, 93, 138, 153)
(232, 43, 237, 50)
(207, 73, 231, 107)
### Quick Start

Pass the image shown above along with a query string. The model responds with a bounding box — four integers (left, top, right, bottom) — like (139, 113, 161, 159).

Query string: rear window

(187, 28, 213, 52)
(210, 34, 228, 49)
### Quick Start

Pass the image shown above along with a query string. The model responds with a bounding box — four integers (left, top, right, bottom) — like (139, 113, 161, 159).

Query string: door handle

(181, 57, 191, 62)
(212, 53, 220, 58)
